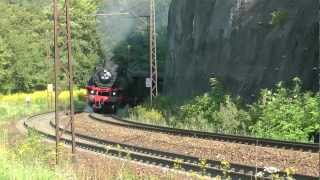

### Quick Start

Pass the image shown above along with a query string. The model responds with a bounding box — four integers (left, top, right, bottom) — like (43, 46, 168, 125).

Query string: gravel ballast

(60, 113, 319, 177)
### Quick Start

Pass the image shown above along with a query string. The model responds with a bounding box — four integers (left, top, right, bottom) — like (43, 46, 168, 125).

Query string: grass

(0, 156, 67, 180)
(0, 89, 87, 123)
(0, 129, 75, 180)
(0, 90, 183, 180)
(124, 105, 251, 137)
(0, 89, 82, 179)
(0, 128, 207, 180)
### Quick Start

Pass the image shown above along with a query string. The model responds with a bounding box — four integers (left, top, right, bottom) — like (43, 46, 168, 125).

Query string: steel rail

(89, 113, 319, 153)
(49, 117, 317, 180)
(23, 112, 319, 179)
(23, 113, 262, 179)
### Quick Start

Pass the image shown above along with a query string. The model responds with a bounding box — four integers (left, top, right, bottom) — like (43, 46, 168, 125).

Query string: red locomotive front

(86, 65, 126, 113)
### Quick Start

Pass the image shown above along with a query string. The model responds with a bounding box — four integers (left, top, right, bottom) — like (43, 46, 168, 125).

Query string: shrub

(180, 78, 225, 124)
(127, 77, 318, 142)
(129, 106, 166, 125)
(179, 78, 251, 133)
(213, 96, 251, 133)
(149, 95, 178, 118)
(250, 78, 320, 141)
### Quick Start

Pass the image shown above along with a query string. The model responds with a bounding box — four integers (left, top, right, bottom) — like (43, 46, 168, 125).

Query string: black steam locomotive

(86, 62, 150, 113)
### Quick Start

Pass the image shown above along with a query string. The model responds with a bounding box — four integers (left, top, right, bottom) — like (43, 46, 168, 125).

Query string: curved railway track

(89, 113, 319, 153)
(23, 112, 318, 180)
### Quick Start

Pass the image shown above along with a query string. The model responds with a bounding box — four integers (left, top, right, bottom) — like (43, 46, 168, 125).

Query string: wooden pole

(65, 0, 76, 155)
(53, 0, 60, 165)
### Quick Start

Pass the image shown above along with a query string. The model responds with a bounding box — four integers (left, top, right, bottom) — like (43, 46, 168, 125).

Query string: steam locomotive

(86, 61, 152, 113)
(86, 64, 125, 113)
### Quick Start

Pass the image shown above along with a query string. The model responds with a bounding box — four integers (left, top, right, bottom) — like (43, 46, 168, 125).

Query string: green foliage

(0, 155, 63, 180)
(0, 130, 73, 180)
(220, 160, 231, 180)
(270, 10, 289, 26)
(250, 78, 320, 141)
(180, 78, 251, 133)
(0, 0, 171, 95)
(213, 96, 251, 133)
(71, 0, 104, 87)
(0, 36, 13, 92)
(14, 130, 55, 164)
(180, 78, 225, 124)
(150, 96, 176, 111)
(0, 89, 87, 123)
(0, 1, 51, 93)
(148, 96, 178, 123)
(129, 105, 166, 125)
(127, 78, 319, 142)
(0, 91, 48, 123)
(0, 0, 103, 93)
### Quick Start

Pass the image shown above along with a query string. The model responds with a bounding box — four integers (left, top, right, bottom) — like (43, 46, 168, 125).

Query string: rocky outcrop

(164, 0, 319, 102)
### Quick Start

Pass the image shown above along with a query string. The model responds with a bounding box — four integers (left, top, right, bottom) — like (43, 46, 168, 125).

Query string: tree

(0, 36, 13, 93)
(0, 0, 104, 92)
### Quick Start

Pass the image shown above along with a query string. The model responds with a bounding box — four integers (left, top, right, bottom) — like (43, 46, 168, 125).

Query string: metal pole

(149, 14, 152, 105)
(318, 10, 320, 179)
(53, 0, 60, 165)
(65, 0, 76, 155)
(153, 0, 158, 97)
(149, 0, 158, 105)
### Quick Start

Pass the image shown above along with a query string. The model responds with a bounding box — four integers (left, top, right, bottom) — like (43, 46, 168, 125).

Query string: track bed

(59, 113, 319, 177)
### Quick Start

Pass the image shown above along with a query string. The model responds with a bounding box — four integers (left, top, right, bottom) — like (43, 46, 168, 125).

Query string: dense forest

(0, 0, 170, 94)
(0, 0, 104, 93)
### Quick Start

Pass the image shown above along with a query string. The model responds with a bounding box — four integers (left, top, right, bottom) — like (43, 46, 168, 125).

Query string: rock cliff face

(164, 0, 319, 101)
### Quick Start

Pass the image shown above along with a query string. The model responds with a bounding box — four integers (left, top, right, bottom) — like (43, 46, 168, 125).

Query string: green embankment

(127, 78, 320, 142)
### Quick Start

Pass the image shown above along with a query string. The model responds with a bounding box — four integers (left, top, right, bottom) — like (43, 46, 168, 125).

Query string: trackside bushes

(129, 106, 166, 125)
(126, 78, 319, 142)
(250, 79, 320, 141)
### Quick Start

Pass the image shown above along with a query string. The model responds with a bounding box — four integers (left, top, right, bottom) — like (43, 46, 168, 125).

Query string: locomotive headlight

(112, 92, 116, 96)
(90, 90, 95, 94)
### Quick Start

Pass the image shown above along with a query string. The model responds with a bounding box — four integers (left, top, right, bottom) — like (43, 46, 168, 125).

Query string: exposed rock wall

(164, 0, 319, 102)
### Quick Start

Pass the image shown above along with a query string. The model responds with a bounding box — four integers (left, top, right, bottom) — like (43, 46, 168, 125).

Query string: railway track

(89, 113, 319, 153)
(24, 112, 318, 180)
